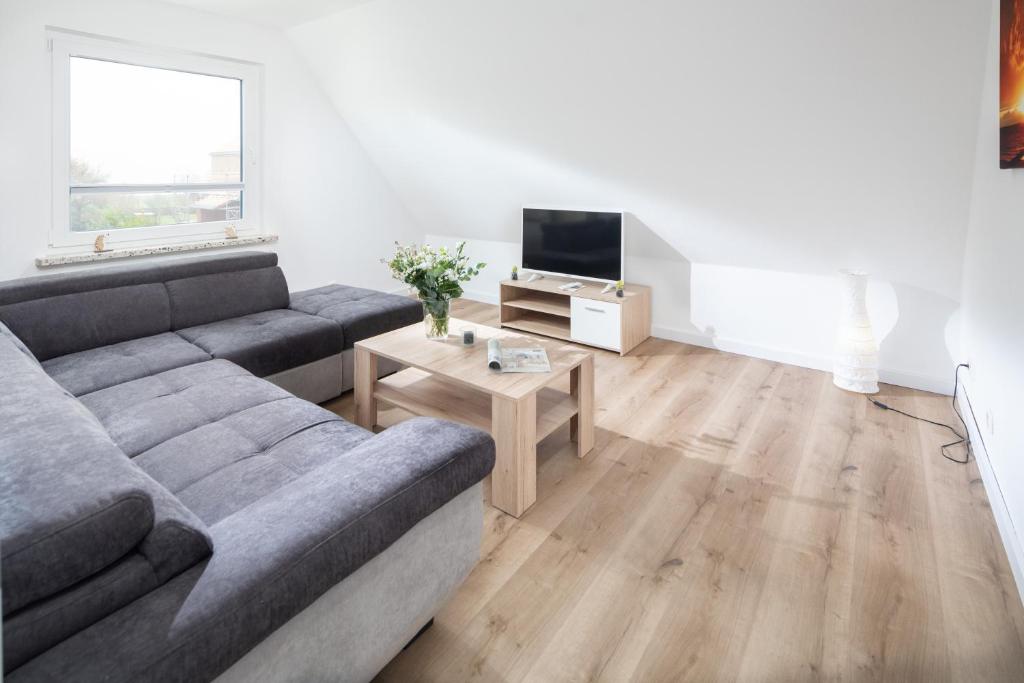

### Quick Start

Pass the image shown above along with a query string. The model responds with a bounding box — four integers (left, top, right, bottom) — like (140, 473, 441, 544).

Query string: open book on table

(487, 340, 551, 373)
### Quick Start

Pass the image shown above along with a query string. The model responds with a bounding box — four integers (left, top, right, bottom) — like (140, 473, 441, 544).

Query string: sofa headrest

(0, 284, 172, 361)
(0, 251, 278, 307)
(0, 252, 282, 360)
(166, 266, 290, 329)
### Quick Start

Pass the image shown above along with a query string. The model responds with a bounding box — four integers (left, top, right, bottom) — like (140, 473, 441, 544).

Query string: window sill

(36, 234, 279, 268)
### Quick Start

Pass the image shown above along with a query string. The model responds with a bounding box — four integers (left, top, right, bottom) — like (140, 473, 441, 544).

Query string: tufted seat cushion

(42, 333, 211, 397)
(289, 284, 422, 350)
(174, 309, 343, 378)
(79, 360, 373, 525)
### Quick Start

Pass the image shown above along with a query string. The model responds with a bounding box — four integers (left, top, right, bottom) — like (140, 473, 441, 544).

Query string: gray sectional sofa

(0, 252, 495, 681)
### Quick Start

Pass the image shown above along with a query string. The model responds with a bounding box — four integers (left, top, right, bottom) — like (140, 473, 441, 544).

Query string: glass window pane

(70, 190, 242, 231)
(70, 57, 241, 185)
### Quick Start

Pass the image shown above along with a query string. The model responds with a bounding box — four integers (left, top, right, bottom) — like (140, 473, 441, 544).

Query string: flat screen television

(521, 208, 623, 283)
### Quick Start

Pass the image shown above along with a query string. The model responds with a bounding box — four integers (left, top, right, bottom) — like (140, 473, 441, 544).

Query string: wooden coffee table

(354, 318, 595, 517)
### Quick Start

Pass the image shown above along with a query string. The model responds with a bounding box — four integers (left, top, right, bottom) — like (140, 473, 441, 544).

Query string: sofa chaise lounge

(0, 252, 495, 681)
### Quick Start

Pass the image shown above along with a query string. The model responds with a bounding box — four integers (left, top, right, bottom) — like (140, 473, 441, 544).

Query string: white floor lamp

(833, 269, 879, 394)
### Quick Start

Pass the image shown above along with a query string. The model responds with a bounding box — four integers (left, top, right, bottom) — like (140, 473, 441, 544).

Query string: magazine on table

(487, 339, 551, 373)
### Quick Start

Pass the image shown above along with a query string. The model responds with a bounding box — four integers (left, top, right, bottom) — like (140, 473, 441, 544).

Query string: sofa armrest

(10, 418, 495, 683)
(205, 417, 496, 599)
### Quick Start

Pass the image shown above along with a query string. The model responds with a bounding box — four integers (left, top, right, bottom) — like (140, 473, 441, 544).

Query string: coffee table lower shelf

(374, 368, 579, 443)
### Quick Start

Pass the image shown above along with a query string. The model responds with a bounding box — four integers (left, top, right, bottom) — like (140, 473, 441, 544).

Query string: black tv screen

(522, 208, 623, 282)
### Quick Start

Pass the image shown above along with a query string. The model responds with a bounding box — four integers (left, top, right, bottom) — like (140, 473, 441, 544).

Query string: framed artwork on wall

(1002, 0, 1024, 168)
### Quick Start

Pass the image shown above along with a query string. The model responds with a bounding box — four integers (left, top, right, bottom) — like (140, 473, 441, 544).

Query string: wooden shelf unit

(499, 277, 652, 355)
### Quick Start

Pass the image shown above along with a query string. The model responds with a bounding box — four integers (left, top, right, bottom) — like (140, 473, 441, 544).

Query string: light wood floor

(327, 299, 1024, 682)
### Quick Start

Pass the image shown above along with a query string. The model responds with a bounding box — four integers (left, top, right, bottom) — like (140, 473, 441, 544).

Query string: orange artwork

(1002, 0, 1024, 167)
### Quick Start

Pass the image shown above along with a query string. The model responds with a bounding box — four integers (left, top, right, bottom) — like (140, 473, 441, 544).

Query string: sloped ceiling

(286, 0, 990, 303)
(162, 0, 370, 28)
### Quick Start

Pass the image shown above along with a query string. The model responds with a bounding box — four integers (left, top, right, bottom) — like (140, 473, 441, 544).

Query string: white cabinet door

(570, 297, 621, 351)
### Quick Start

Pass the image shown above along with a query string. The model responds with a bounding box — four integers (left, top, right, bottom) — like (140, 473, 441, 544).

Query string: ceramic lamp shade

(833, 270, 879, 394)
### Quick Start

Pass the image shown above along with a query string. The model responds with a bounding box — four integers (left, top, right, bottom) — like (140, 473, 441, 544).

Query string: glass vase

(422, 299, 451, 340)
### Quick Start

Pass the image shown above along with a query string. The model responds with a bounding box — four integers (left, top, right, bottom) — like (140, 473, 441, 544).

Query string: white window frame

(49, 31, 263, 250)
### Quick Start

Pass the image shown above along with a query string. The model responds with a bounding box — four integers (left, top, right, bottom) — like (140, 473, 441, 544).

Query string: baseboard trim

(652, 324, 833, 372)
(877, 368, 952, 396)
(652, 324, 951, 395)
(460, 292, 949, 395)
(957, 374, 1024, 607)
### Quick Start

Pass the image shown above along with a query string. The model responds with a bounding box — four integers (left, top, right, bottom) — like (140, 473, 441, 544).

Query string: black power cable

(867, 363, 971, 464)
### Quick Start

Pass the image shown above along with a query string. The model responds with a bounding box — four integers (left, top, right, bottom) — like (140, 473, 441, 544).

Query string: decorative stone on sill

(36, 234, 279, 268)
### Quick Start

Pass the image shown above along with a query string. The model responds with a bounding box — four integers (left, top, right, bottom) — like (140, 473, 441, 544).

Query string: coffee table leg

(354, 347, 378, 430)
(570, 356, 595, 458)
(490, 394, 537, 517)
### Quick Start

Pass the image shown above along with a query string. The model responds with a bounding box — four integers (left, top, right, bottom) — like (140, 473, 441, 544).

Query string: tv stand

(499, 277, 651, 355)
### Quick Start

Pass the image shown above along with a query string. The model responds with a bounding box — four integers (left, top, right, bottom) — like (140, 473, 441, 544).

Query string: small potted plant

(384, 241, 485, 340)
(511, 265, 519, 281)
(615, 280, 625, 297)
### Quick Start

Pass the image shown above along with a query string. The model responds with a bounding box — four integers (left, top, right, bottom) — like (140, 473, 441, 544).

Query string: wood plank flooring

(325, 299, 1024, 682)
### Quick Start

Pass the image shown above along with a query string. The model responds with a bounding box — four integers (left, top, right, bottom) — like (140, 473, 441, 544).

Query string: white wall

(426, 230, 908, 382)
(0, 0, 419, 292)
(289, 0, 991, 393)
(960, 0, 1024, 593)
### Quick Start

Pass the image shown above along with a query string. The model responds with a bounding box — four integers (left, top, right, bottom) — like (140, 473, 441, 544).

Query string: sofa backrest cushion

(138, 481, 215, 582)
(0, 252, 278, 307)
(0, 284, 171, 361)
(166, 266, 290, 329)
(0, 252, 283, 361)
(0, 332, 214, 618)
(3, 554, 159, 673)
(0, 335, 155, 614)
(0, 321, 39, 367)
(2, 500, 214, 673)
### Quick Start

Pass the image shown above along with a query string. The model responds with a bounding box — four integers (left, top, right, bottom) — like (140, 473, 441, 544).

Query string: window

(50, 32, 262, 248)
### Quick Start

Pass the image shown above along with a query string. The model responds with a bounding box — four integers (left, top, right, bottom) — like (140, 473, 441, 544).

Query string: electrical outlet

(985, 410, 995, 437)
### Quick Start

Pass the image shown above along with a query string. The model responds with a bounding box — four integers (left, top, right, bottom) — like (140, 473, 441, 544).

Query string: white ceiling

(163, 0, 372, 28)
